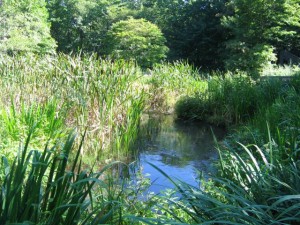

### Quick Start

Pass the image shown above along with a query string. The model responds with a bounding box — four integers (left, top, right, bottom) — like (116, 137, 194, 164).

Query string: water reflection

(133, 114, 226, 193)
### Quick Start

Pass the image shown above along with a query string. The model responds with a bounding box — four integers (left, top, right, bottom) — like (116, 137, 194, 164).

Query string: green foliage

(137, 0, 228, 69)
(175, 72, 288, 125)
(0, 131, 125, 224)
(0, 0, 56, 55)
(223, 0, 300, 75)
(0, 100, 68, 163)
(46, 0, 114, 53)
(144, 61, 206, 112)
(0, 54, 145, 161)
(261, 64, 300, 77)
(175, 96, 206, 120)
(291, 70, 300, 92)
(225, 43, 277, 78)
(105, 17, 168, 68)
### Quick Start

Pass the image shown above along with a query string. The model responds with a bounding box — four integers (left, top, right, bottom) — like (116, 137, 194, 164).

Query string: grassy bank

(0, 53, 205, 224)
(0, 54, 143, 166)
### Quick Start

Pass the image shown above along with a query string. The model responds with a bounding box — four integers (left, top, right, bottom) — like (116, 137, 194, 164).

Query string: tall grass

(261, 64, 300, 77)
(0, 129, 126, 224)
(176, 72, 287, 125)
(0, 54, 145, 163)
(0, 55, 206, 162)
(143, 61, 207, 113)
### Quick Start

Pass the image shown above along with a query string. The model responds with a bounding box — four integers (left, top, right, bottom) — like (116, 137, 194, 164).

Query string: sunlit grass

(261, 64, 300, 77)
(143, 61, 207, 113)
(0, 54, 146, 163)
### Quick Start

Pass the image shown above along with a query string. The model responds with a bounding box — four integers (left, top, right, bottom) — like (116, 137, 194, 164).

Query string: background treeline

(1, 0, 300, 73)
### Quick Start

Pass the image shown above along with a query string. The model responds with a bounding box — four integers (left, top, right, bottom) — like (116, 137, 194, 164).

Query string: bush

(0, 0, 56, 55)
(104, 17, 169, 68)
(175, 96, 206, 120)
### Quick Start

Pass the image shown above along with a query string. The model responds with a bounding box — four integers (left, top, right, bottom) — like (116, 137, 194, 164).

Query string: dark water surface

(133, 114, 226, 193)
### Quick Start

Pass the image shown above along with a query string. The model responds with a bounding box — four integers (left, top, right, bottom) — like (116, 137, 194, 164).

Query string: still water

(132, 114, 226, 193)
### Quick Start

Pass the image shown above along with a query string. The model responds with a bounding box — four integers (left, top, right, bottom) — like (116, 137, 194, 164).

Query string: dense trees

(46, 0, 111, 53)
(223, 0, 300, 75)
(2, 0, 300, 71)
(0, 0, 56, 55)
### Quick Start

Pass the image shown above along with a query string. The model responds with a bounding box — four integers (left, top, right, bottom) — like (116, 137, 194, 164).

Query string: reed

(0, 54, 145, 163)
(143, 61, 207, 113)
(176, 71, 287, 125)
(0, 129, 125, 224)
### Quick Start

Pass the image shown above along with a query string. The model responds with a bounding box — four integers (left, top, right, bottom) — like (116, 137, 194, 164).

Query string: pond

(131, 113, 226, 194)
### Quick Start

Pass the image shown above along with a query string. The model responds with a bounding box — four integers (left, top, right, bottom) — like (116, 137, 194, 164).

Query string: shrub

(175, 96, 206, 120)
(0, 0, 56, 55)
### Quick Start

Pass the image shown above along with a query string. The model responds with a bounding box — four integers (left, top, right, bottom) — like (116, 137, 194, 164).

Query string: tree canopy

(223, 0, 300, 75)
(104, 17, 168, 68)
(2, 0, 300, 73)
(0, 0, 56, 55)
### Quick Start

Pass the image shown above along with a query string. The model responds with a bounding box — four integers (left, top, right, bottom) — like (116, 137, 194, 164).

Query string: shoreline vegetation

(0, 54, 300, 224)
(1, 0, 300, 223)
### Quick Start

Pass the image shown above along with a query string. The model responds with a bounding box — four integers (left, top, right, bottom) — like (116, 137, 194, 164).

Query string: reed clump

(176, 71, 287, 126)
(0, 129, 128, 224)
(143, 61, 207, 113)
(0, 54, 146, 163)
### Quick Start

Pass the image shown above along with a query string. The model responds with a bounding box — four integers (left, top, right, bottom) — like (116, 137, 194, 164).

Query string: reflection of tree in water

(173, 119, 226, 160)
(135, 113, 165, 149)
(135, 114, 226, 168)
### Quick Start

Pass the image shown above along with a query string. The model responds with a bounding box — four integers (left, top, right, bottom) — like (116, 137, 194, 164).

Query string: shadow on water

(129, 113, 226, 194)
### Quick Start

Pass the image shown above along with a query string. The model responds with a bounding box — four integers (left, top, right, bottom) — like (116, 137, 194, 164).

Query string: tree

(104, 17, 168, 68)
(47, 0, 113, 53)
(163, 0, 228, 69)
(222, 0, 300, 76)
(0, 0, 56, 55)
(46, 0, 133, 54)
(135, 0, 229, 70)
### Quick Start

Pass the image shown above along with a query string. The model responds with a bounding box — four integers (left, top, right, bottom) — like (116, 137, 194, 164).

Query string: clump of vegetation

(0, 130, 126, 224)
(0, 54, 145, 162)
(144, 61, 206, 113)
(0, 0, 56, 55)
(176, 72, 287, 126)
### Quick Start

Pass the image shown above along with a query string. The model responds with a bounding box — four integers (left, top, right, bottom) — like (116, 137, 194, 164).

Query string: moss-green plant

(144, 61, 206, 113)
